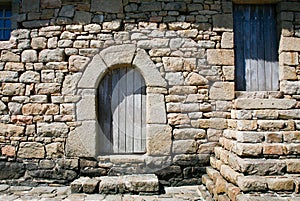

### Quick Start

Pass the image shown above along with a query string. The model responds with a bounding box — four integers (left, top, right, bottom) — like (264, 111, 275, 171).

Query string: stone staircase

(70, 174, 159, 195)
(202, 92, 300, 200)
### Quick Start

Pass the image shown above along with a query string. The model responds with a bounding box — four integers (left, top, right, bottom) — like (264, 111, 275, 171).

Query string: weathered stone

(1, 145, 16, 157)
(18, 142, 45, 159)
(41, 0, 61, 9)
(37, 123, 68, 137)
(5, 62, 24, 71)
(59, 5, 75, 18)
(185, 72, 208, 86)
(69, 55, 90, 72)
(124, 174, 159, 193)
(147, 94, 167, 124)
(31, 37, 47, 49)
(73, 11, 92, 24)
(168, 113, 190, 125)
(46, 142, 64, 158)
(172, 140, 198, 154)
(62, 73, 81, 95)
(281, 80, 300, 95)
(82, 178, 100, 193)
(39, 49, 65, 62)
(213, 14, 233, 32)
(210, 82, 234, 100)
(207, 49, 234, 65)
(2, 83, 25, 96)
(173, 154, 210, 166)
(28, 169, 77, 181)
(91, 0, 123, 13)
(66, 121, 99, 157)
(35, 83, 61, 94)
(173, 128, 206, 140)
(165, 72, 184, 86)
(1, 51, 20, 62)
(235, 99, 296, 109)
(8, 102, 22, 115)
(21, 50, 38, 63)
(147, 124, 172, 155)
(19, 71, 40, 83)
(163, 57, 184, 71)
(267, 177, 294, 191)
(0, 162, 25, 179)
(279, 37, 300, 52)
(236, 143, 262, 156)
(45, 62, 68, 70)
(0, 71, 18, 82)
(221, 32, 234, 48)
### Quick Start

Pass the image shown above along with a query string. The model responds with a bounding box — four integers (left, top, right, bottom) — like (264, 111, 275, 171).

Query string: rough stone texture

(0, 1, 299, 198)
(147, 124, 172, 156)
(0, 162, 25, 179)
(18, 142, 45, 159)
(91, 0, 123, 13)
(210, 82, 235, 100)
(207, 49, 234, 65)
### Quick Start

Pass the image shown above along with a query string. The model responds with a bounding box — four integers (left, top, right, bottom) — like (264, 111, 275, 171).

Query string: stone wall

(0, 0, 299, 198)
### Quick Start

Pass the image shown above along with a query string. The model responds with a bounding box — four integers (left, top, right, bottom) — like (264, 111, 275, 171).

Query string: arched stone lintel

(77, 44, 167, 89)
(70, 44, 168, 158)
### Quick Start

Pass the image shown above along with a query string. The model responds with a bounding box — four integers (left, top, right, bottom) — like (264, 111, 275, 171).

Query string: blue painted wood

(234, 4, 278, 91)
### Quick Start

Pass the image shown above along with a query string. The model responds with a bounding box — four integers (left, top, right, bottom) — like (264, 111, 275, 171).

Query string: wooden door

(98, 67, 146, 154)
(234, 4, 279, 91)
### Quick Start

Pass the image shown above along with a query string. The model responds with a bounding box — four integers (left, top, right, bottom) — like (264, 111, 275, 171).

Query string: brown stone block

(267, 177, 294, 191)
(263, 143, 286, 155)
(220, 165, 242, 185)
(215, 176, 227, 194)
(236, 143, 262, 157)
(226, 183, 240, 201)
(11, 115, 33, 125)
(18, 142, 45, 159)
(283, 131, 300, 143)
(286, 143, 300, 154)
(1, 145, 16, 157)
(265, 132, 283, 143)
(286, 159, 300, 173)
(206, 167, 220, 183)
(237, 176, 268, 192)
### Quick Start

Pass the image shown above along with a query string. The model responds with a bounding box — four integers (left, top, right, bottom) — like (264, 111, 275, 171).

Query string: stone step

(213, 147, 300, 176)
(207, 158, 300, 194)
(70, 174, 159, 194)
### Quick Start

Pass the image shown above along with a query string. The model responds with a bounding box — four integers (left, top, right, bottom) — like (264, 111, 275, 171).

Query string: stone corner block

(66, 121, 99, 158)
(147, 124, 172, 156)
(147, 94, 167, 124)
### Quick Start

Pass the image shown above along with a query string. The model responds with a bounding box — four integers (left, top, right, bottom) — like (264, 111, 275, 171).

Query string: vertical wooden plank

(243, 5, 252, 91)
(125, 68, 134, 153)
(249, 5, 259, 91)
(257, 5, 266, 91)
(111, 69, 120, 153)
(133, 69, 142, 152)
(117, 67, 127, 153)
(98, 71, 112, 153)
(234, 5, 246, 91)
(141, 77, 146, 152)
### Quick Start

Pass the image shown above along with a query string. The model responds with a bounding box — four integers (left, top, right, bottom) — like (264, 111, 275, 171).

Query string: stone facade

(0, 0, 299, 199)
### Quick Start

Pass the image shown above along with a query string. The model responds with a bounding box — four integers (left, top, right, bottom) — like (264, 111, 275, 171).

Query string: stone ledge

(71, 174, 159, 194)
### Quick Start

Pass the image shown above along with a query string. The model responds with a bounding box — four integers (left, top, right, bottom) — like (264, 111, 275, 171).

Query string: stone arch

(66, 44, 168, 158)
